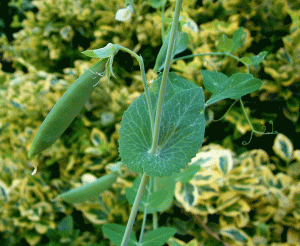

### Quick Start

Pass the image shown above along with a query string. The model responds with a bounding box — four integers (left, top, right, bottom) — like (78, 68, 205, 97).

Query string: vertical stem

(121, 173, 149, 246)
(138, 178, 152, 245)
(151, 0, 183, 153)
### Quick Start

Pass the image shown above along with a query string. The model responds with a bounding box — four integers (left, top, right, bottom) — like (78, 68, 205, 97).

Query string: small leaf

(206, 73, 263, 106)
(102, 223, 137, 246)
(240, 51, 268, 66)
(82, 43, 117, 58)
(154, 30, 189, 72)
(141, 227, 176, 246)
(217, 34, 234, 52)
(176, 164, 201, 183)
(125, 173, 177, 213)
(232, 27, 245, 50)
(174, 32, 189, 55)
(201, 70, 228, 94)
(147, 0, 166, 8)
(58, 215, 74, 237)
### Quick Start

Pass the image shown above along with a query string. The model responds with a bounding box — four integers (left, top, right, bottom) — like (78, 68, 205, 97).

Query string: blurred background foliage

(0, 0, 299, 245)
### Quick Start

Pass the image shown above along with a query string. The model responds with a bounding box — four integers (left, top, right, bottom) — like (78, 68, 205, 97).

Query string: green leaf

(147, 0, 166, 8)
(176, 164, 201, 183)
(102, 223, 137, 246)
(205, 73, 263, 106)
(174, 32, 189, 56)
(240, 51, 268, 66)
(125, 173, 177, 213)
(201, 70, 228, 94)
(119, 74, 205, 177)
(82, 43, 117, 58)
(217, 34, 234, 52)
(141, 227, 176, 246)
(232, 27, 245, 50)
(154, 30, 189, 72)
(58, 215, 74, 237)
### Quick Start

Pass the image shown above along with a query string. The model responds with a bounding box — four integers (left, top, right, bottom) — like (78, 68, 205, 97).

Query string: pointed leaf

(147, 0, 167, 8)
(141, 227, 176, 246)
(240, 51, 268, 66)
(176, 164, 201, 183)
(82, 43, 117, 58)
(154, 30, 189, 72)
(201, 70, 228, 94)
(232, 27, 245, 50)
(217, 34, 234, 52)
(206, 73, 263, 106)
(102, 223, 137, 246)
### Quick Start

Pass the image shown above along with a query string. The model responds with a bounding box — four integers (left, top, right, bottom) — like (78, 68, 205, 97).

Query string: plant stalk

(121, 173, 149, 246)
(151, 0, 183, 153)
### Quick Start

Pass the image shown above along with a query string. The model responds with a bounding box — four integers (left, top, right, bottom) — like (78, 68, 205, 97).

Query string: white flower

(115, 5, 134, 22)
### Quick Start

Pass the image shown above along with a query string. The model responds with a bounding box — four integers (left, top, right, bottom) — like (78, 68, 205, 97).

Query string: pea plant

(28, 0, 276, 245)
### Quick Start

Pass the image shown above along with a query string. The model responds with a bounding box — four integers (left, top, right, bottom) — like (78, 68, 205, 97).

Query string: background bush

(0, 0, 299, 245)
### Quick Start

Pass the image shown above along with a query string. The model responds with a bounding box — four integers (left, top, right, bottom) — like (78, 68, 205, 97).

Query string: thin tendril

(212, 99, 238, 122)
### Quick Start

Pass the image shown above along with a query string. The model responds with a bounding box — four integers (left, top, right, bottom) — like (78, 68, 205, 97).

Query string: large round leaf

(119, 73, 205, 177)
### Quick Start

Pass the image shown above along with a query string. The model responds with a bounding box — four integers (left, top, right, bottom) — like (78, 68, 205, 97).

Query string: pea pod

(28, 58, 108, 159)
(58, 172, 118, 203)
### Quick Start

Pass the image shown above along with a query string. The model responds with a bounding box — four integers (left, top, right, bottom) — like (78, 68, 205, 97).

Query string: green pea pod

(58, 172, 118, 203)
(28, 58, 108, 159)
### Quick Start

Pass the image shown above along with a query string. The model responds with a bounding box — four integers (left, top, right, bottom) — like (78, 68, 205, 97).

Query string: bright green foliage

(147, 0, 166, 8)
(154, 27, 189, 73)
(103, 223, 176, 246)
(119, 73, 205, 177)
(125, 173, 176, 213)
(240, 51, 268, 66)
(202, 71, 263, 106)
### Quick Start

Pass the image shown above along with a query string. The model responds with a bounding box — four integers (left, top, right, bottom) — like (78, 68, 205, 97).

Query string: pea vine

(27, 0, 278, 245)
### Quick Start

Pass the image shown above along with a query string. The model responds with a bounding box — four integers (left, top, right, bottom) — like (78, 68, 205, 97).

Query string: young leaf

(153, 30, 189, 73)
(217, 34, 234, 52)
(141, 227, 176, 246)
(176, 164, 201, 183)
(205, 73, 263, 106)
(200, 70, 228, 94)
(82, 43, 118, 58)
(240, 51, 268, 66)
(232, 27, 245, 50)
(147, 0, 166, 8)
(58, 215, 74, 237)
(102, 223, 137, 246)
(119, 74, 205, 177)
(125, 173, 177, 213)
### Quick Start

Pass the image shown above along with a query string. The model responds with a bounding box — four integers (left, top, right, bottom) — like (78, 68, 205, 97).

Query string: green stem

(151, 0, 183, 153)
(161, 1, 166, 40)
(138, 178, 152, 246)
(115, 45, 154, 132)
(152, 176, 158, 229)
(121, 173, 149, 246)
(173, 52, 250, 72)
